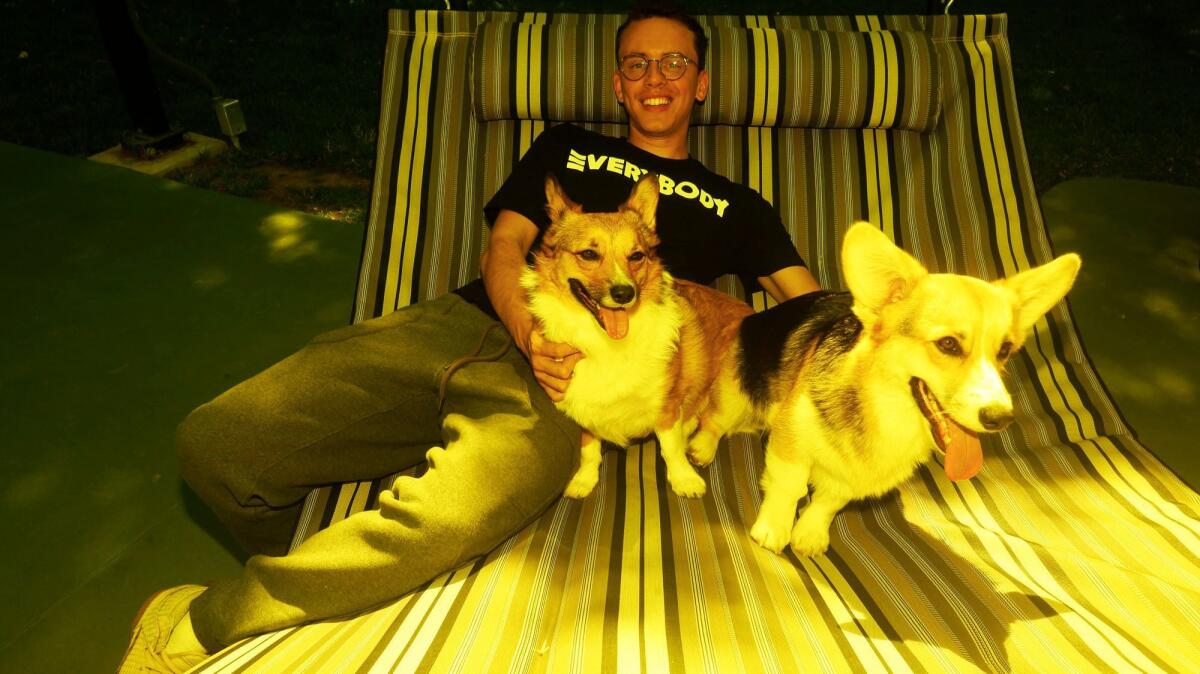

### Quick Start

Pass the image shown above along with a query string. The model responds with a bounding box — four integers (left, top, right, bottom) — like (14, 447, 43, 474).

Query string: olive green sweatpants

(177, 293, 579, 651)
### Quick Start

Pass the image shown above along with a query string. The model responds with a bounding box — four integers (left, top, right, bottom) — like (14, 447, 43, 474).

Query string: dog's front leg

(686, 423, 720, 468)
(789, 485, 850, 557)
(564, 429, 603, 499)
(750, 448, 810, 553)
(687, 386, 745, 467)
(658, 416, 707, 497)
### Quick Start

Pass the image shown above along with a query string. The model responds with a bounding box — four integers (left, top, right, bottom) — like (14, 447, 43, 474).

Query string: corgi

(521, 174, 752, 499)
(686, 222, 1081, 557)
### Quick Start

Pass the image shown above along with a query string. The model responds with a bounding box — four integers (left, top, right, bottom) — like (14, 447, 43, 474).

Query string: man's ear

(544, 174, 580, 223)
(622, 173, 660, 232)
(997, 253, 1082, 334)
(696, 69, 709, 103)
(841, 221, 928, 324)
(612, 70, 625, 105)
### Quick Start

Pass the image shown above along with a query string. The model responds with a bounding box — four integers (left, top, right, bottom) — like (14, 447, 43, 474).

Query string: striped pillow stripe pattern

(472, 19, 941, 132)
(193, 11, 1200, 673)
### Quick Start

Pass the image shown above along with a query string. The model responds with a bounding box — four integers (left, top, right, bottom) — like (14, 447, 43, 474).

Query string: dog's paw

(789, 520, 831, 557)
(668, 468, 707, 498)
(686, 434, 719, 467)
(672, 472, 705, 498)
(563, 469, 599, 499)
(749, 513, 792, 553)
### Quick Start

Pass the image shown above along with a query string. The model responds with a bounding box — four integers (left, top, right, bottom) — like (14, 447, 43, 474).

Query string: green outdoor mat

(1042, 177, 1200, 489)
(0, 141, 363, 673)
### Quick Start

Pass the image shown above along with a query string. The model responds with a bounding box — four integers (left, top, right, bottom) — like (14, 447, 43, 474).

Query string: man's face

(612, 17, 709, 149)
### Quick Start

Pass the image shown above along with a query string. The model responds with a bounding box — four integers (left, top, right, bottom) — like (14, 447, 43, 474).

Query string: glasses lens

(620, 56, 648, 80)
(661, 55, 688, 80)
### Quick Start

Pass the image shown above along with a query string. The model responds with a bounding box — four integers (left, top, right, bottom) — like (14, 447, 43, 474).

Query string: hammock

(191, 11, 1200, 673)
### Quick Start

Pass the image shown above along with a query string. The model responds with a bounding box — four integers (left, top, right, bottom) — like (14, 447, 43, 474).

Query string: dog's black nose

(609, 284, 635, 305)
(979, 406, 1014, 431)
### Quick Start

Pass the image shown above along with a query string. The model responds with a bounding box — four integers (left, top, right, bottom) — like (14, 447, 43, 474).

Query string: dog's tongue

(599, 307, 629, 339)
(916, 379, 983, 481)
(942, 419, 982, 481)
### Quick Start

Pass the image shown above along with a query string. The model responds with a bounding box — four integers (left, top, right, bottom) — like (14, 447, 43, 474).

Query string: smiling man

(614, 15, 709, 156)
(481, 5, 821, 400)
(120, 3, 819, 672)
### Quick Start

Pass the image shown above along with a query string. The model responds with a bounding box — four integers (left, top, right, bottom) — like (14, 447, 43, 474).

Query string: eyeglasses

(618, 53, 693, 81)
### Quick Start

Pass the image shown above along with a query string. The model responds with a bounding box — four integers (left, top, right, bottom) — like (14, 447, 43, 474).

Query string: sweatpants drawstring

(437, 323, 512, 411)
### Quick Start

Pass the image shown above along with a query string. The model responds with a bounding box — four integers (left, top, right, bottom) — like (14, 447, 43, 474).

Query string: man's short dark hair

(615, 1, 708, 70)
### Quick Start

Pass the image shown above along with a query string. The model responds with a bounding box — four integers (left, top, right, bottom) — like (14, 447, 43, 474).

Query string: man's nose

(644, 60, 666, 84)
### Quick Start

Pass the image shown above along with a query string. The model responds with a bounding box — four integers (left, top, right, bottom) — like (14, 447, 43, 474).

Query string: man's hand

(482, 208, 585, 402)
(526, 329, 584, 402)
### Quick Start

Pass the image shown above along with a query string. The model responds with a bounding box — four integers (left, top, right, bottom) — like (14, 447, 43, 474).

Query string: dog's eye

(577, 250, 600, 261)
(997, 341, 1013, 360)
(629, 251, 645, 262)
(935, 336, 963, 356)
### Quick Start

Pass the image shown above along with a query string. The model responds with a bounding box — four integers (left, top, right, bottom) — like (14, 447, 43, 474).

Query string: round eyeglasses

(618, 53, 693, 81)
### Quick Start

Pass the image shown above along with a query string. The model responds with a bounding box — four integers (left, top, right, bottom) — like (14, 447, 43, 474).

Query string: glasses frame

(617, 52, 694, 81)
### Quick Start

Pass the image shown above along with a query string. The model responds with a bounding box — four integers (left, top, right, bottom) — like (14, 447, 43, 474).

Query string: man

(119, 4, 820, 671)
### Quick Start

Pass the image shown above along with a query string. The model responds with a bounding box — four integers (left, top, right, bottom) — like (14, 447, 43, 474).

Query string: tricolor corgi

(687, 222, 1081, 556)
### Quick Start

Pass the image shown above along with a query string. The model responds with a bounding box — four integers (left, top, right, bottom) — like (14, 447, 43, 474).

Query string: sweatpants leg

(178, 294, 579, 650)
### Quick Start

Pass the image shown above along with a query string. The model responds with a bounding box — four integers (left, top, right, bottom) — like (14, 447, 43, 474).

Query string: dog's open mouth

(911, 378, 983, 481)
(568, 278, 629, 339)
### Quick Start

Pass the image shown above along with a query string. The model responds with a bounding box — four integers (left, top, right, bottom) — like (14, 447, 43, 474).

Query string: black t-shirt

(454, 123, 805, 317)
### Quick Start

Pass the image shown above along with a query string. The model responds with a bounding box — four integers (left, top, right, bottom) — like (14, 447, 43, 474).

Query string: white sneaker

(116, 585, 208, 673)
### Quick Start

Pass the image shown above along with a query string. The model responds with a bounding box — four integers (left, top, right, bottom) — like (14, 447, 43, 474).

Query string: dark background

(4, 0, 1198, 221)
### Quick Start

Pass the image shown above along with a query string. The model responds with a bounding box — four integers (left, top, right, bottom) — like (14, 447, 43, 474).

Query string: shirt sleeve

(482, 124, 570, 231)
(733, 191, 807, 280)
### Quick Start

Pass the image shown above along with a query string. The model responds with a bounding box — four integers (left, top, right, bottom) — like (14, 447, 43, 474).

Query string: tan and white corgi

(687, 222, 1081, 557)
(521, 174, 752, 499)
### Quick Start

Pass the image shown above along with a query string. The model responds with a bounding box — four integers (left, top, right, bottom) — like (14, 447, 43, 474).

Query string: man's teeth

(642, 97, 671, 106)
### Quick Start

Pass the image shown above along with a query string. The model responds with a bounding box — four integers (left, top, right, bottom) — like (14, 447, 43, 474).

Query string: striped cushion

(473, 21, 941, 131)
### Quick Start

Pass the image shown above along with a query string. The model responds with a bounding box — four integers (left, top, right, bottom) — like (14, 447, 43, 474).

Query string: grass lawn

(4, 0, 1198, 221)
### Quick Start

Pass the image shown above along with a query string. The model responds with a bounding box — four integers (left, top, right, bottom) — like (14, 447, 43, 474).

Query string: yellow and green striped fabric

(192, 11, 1200, 673)
(473, 21, 941, 132)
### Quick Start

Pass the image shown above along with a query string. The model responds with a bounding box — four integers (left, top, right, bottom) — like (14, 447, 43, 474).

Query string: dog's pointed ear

(544, 174, 580, 223)
(537, 229, 558, 258)
(841, 222, 928, 320)
(622, 173, 660, 231)
(997, 253, 1081, 333)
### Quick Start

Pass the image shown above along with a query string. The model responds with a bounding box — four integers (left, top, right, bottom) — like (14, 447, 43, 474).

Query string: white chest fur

(526, 280, 682, 446)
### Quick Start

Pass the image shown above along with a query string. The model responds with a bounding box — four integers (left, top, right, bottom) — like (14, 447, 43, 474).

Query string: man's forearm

(481, 210, 581, 400)
(481, 244, 535, 354)
(761, 265, 822, 302)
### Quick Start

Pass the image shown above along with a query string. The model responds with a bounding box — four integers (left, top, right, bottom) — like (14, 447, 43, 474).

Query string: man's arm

(481, 209, 583, 401)
(758, 265, 822, 303)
